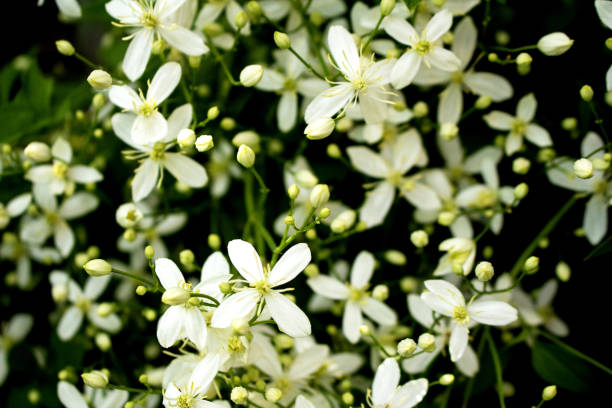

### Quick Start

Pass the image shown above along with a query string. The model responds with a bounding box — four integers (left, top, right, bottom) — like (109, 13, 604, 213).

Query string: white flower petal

(483, 111, 514, 130)
(391, 51, 421, 89)
(157, 306, 184, 348)
(155, 258, 185, 289)
(424, 9, 453, 42)
(449, 324, 468, 362)
(372, 358, 400, 406)
(59, 192, 99, 220)
(211, 290, 260, 328)
(428, 47, 461, 72)
(304, 84, 354, 123)
(307, 275, 350, 299)
(516, 93, 537, 122)
(359, 181, 395, 228)
(54, 221, 75, 257)
(408, 294, 435, 327)
(456, 345, 479, 377)
(160, 26, 208, 56)
(269, 243, 311, 286)
(362, 297, 397, 326)
(163, 153, 208, 188)
(84, 275, 111, 300)
(57, 381, 88, 408)
(147, 62, 182, 103)
(132, 159, 159, 202)
(87, 310, 121, 333)
(132, 111, 168, 145)
(166, 104, 194, 142)
(422, 279, 465, 314)
(383, 16, 417, 45)
(328, 25, 359, 78)
(350, 251, 375, 288)
(122, 29, 154, 81)
(403, 183, 442, 210)
(265, 291, 311, 337)
(468, 300, 518, 325)
(392, 378, 429, 408)
(597, 0, 612, 29)
(278, 91, 297, 132)
(227, 239, 265, 283)
(438, 83, 463, 124)
(57, 306, 83, 341)
(525, 124, 552, 147)
(346, 146, 390, 178)
(505, 133, 523, 155)
(452, 17, 476, 68)
(584, 194, 608, 245)
(184, 309, 207, 350)
(464, 72, 513, 102)
(342, 301, 362, 343)
(67, 166, 103, 184)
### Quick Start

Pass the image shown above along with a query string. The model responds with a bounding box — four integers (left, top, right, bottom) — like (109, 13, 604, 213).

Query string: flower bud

(93, 93, 105, 110)
(237, 145, 255, 168)
(287, 184, 300, 200)
(380, 0, 396, 16)
(319, 207, 331, 218)
(274, 31, 291, 49)
(327, 143, 342, 159)
(304, 264, 319, 278)
(488, 52, 499, 62)
(439, 122, 458, 141)
(475, 261, 495, 281)
(542, 385, 557, 401)
(305, 117, 335, 140)
(179, 249, 195, 267)
(52, 284, 69, 303)
(208, 234, 221, 250)
(145, 245, 155, 259)
(95, 332, 112, 351)
(330, 209, 356, 233)
(246, 1, 262, 17)
(418, 333, 436, 352)
(372, 284, 389, 301)
(295, 170, 318, 188)
(136, 285, 147, 296)
(342, 392, 354, 405)
(284, 215, 294, 225)
(161, 287, 190, 306)
(397, 338, 417, 356)
(555, 261, 571, 282)
(359, 325, 371, 336)
(116, 203, 143, 228)
(219, 282, 232, 294)
(234, 11, 248, 29)
(413, 101, 428, 118)
(537, 32, 573, 56)
(83, 259, 112, 277)
(438, 211, 456, 226)
(309, 184, 330, 208)
(240, 65, 263, 87)
(516, 52, 532, 75)
(512, 157, 531, 174)
(573, 158, 593, 179)
(265, 387, 282, 402)
(232, 130, 260, 150)
(96, 303, 113, 318)
(87, 70, 112, 90)
(400, 276, 418, 292)
(475, 95, 492, 110)
(81, 371, 108, 389)
(384, 250, 406, 266)
(195, 135, 214, 152)
(410, 230, 429, 248)
(24, 142, 51, 162)
(231, 386, 248, 405)
(514, 182, 529, 200)
(523, 256, 539, 274)
(439, 374, 455, 386)
(177, 129, 196, 149)
(580, 85, 594, 102)
(56, 40, 75, 56)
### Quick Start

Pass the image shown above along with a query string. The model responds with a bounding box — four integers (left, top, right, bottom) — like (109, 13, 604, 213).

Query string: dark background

(2, 0, 611, 407)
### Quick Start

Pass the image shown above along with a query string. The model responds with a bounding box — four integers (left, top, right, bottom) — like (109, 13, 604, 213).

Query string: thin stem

(489, 44, 537, 53)
(111, 268, 155, 287)
(362, 14, 384, 50)
(190, 293, 220, 306)
(108, 384, 161, 394)
(588, 101, 610, 145)
(249, 168, 269, 193)
(510, 194, 580, 278)
(205, 36, 240, 86)
(486, 328, 506, 408)
(369, 333, 394, 358)
(538, 330, 612, 376)
(74, 52, 100, 69)
(288, 47, 326, 80)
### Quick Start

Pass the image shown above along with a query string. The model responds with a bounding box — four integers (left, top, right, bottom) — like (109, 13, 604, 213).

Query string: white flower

(0, 314, 33, 385)
(547, 132, 611, 244)
(433, 237, 476, 276)
(25, 138, 103, 195)
(111, 104, 208, 202)
(49, 271, 121, 341)
(20, 189, 99, 258)
(512, 279, 568, 337)
(57, 381, 128, 408)
(196, 0, 251, 35)
(307, 251, 397, 343)
(106, 0, 207, 80)
(421, 279, 517, 361)
(256, 34, 328, 132)
(211, 240, 312, 337)
(162, 354, 221, 408)
(370, 358, 428, 408)
(1, 232, 61, 289)
(39, 0, 81, 19)
(347, 130, 440, 227)
(304, 25, 394, 125)
(483, 93, 552, 155)
(413, 17, 513, 124)
(109, 62, 182, 145)
(383, 9, 461, 89)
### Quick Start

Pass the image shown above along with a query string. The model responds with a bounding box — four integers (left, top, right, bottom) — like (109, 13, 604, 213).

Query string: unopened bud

(397, 338, 417, 356)
(437, 211, 456, 226)
(580, 85, 594, 102)
(274, 31, 291, 49)
(573, 158, 593, 179)
(177, 129, 196, 149)
(439, 374, 455, 385)
(439, 122, 458, 141)
(136, 285, 147, 296)
(237, 145, 255, 168)
(512, 157, 531, 174)
(342, 392, 354, 405)
(384, 250, 406, 265)
(475, 95, 492, 110)
(514, 183, 529, 200)
(327, 143, 342, 158)
(234, 11, 248, 30)
(410, 230, 429, 248)
(295, 170, 318, 187)
(372, 284, 389, 301)
(284, 215, 294, 225)
(555, 261, 571, 282)
(359, 325, 371, 336)
(413, 101, 428, 118)
(240, 65, 263, 87)
(288, 184, 300, 199)
(305, 117, 335, 140)
(330, 209, 356, 233)
(81, 371, 108, 389)
(265, 387, 282, 402)
(161, 287, 190, 306)
(231, 386, 248, 405)
(304, 264, 319, 278)
(219, 281, 232, 294)
(95, 332, 112, 351)
(24, 142, 51, 162)
(179, 249, 195, 267)
(418, 333, 436, 352)
(319, 207, 331, 218)
(310, 184, 330, 208)
(83, 259, 111, 277)
(246, 1, 262, 18)
(537, 32, 573, 56)
(542, 385, 557, 401)
(475, 261, 495, 281)
(195, 135, 214, 152)
(524, 256, 539, 274)
(56, 40, 75, 56)
(380, 0, 396, 16)
(87, 70, 112, 90)
(145, 245, 155, 259)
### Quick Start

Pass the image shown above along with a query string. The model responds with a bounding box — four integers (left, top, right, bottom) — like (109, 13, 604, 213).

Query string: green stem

(538, 330, 612, 376)
(190, 293, 220, 306)
(486, 328, 506, 408)
(205, 36, 240, 86)
(249, 168, 269, 193)
(489, 44, 537, 53)
(111, 268, 155, 287)
(588, 101, 610, 145)
(288, 47, 326, 80)
(363, 14, 385, 50)
(107, 384, 161, 394)
(510, 194, 580, 278)
(369, 333, 394, 358)
(74, 52, 100, 69)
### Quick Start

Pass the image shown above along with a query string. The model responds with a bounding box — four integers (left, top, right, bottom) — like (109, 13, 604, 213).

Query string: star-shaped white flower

(421, 279, 517, 361)
(211, 239, 312, 337)
(162, 354, 221, 408)
(370, 358, 428, 408)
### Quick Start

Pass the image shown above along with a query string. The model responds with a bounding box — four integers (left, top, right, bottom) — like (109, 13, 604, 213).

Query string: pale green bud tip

(81, 371, 108, 389)
(87, 70, 112, 91)
(573, 158, 593, 179)
(237, 144, 256, 168)
(124, 402, 135, 408)
(207, 106, 220, 120)
(240, 65, 263, 87)
(284, 215, 294, 225)
(512, 157, 531, 174)
(439, 122, 458, 141)
(179, 249, 195, 266)
(234, 11, 248, 29)
(580, 85, 594, 102)
(475, 95, 492, 110)
(327, 143, 342, 158)
(439, 374, 455, 385)
(380, 0, 396, 16)
(305, 117, 335, 140)
(24, 142, 51, 162)
(542, 385, 557, 401)
(136, 285, 147, 296)
(221, 117, 236, 131)
(231, 386, 249, 405)
(27, 389, 40, 404)
(265, 387, 282, 402)
(83, 259, 111, 276)
(516, 52, 532, 66)
(219, 282, 232, 294)
(397, 338, 417, 356)
(475, 261, 495, 282)
(195, 135, 214, 152)
(537, 32, 573, 56)
(145, 245, 155, 259)
(372, 284, 389, 301)
(418, 333, 436, 352)
(359, 325, 371, 336)
(177, 128, 196, 149)
(524, 256, 539, 274)
(384, 249, 407, 265)
(555, 261, 571, 282)
(400, 276, 418, 292)
(295, 169, 318, 187)
(310, 184, 330, 208)
(208, 233, 221, 250)
(95, 332, 112, 351)
(273, 31, 291, 49)
(438, 211, 456, 226)
(319, 207, 331, 218)
(561, 117, 577, 130)
(514, 183, 529, 200)
(56, 40, 75, 56)
(410, 230, 429, 248)
(413, 101, 429, 118)
(304, 264, 319, 278)
(288, 184, 300, 199)
(246, 1, 262, 17)
(161, 287, 190, 306)
(138, 374, 148, 384)
(342, 392, 354, 405)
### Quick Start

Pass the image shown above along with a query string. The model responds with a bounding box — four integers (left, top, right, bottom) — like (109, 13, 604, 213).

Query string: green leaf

(532, 340, 593, 392)
(584, 233, 612, 260)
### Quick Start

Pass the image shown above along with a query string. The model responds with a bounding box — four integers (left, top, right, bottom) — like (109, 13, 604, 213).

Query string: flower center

(176, 394, 194, 408)
(452, 306, 469, 325)
(227, 335, 245, 355)
(140, 11, 159, 30)
(274, 377, 292, 393)
(415, 40, 432, 56)
(348, 284, 369, 302)
(251, 280, 271, 295)
(511, 119, 526, 135)
(386, 170, 403, 186)
(45, 212, 59, 225)
(76, 297, 91, 312)
(473, 188, 498, 208)
(138, 99, 158, 117)
(351, 76, 368, 92)
(150, 142, 167, 161)
(283, 77, 297, 92)
(451, 71, 464, 84)
(53, 161, 69, 179)
(594, 179, 608, 194)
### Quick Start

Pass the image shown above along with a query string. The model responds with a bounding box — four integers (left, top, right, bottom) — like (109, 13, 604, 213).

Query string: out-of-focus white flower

(162, 354, 222, 408)
(383, 9, 461, 89)
(106, 0, 207, 80)
(308, 251, 397, 343)
(211, 240, 312, 337)
(537, 32, 573, 56)
(57, 381, 128, 408)
(512, 279, 569, 338)
(421, 279, 517, 361)
(0, 314, 33, 385)
(370, 358, 428, 408)
(39, 0, 81, 19)
(433, 237, 476, 276)
(484, 93, 552, 155)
